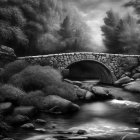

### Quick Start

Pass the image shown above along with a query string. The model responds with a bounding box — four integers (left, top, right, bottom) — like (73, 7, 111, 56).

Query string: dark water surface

(12, 84, 140, 140)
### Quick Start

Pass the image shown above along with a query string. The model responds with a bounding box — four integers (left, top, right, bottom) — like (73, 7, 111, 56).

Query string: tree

(101, 10, 121, 53)
(117, 15, 140, 54)
(101, 10, 140, 54)
(0, 0, 93, 56)
(58, 13, 92, 53)
(0, 0, 64, 56)
(124, 0, 140, 15)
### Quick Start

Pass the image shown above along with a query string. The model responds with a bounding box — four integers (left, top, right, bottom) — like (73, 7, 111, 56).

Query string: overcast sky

(63, 0, 135, 51)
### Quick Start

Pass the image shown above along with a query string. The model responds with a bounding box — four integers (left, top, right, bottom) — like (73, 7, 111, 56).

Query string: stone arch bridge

(16, 52, 140, 84)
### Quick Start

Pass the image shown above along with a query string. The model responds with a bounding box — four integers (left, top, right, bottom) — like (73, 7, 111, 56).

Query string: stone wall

(18, 52, 140, 82)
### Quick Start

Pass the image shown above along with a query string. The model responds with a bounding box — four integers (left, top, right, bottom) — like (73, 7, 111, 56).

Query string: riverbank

(5, 82, 140, 140)
(1, 60, 140, 140)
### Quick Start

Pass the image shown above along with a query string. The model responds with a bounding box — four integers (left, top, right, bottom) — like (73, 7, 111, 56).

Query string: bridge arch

(64, 60, 116, 84)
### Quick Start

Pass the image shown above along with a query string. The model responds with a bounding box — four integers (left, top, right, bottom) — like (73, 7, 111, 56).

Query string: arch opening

(64, 60, 114, 84)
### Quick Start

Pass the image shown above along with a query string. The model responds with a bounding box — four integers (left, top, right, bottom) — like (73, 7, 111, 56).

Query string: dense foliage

(101, 10, 140, 54)
(0, 0, 92, 56)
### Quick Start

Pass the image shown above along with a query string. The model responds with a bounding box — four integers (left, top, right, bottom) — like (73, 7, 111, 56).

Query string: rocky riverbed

(3, 81, 140, 140)
(2, 60, 140, 140)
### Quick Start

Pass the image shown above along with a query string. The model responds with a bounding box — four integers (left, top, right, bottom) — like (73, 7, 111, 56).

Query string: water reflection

(21, 84, 140, 140)
(24, 100, 139, 140)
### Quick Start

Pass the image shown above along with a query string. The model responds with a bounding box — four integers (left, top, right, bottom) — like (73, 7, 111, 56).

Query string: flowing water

(12, 83, 140, 140)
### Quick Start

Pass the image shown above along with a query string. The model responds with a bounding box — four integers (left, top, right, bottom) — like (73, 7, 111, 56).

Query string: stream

(11, 83, 140, 140)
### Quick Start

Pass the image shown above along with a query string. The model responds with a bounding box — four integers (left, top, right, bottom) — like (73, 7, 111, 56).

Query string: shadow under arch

(65, 60, 115, 84)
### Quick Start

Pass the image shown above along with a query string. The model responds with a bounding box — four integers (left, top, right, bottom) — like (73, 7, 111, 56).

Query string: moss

(0, 84, 26, 104)
(8, 65, 62, 91)
(2, 60, 29, 82)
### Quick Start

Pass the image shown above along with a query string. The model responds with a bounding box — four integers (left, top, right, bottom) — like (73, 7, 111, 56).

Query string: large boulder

(0, 45, 15, 57)
(0, 102, 13, 115)
(5, 115, 30, 126)
(114, 76, 133, 86)
(132, 73, 140, 80)
(21, 95, 80, 114)
(108, 99, 140, 113)
(135, 66, 140, 73)
(13, 106, 37, 117)
(0, 45, 16, 67)
(0, 84, 25, 104)
(92, 86, 114, 100)
(37, 95, 80, 114)
(20, 123, 35, 130)
(123, 81, 140, 93)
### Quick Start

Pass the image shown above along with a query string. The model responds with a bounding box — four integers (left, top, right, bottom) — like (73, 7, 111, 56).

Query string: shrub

(43, 82, 78, 102)
(0, 84, 26, 104)
(8, 65, 62, 92)
(9, 65, 78, 101)
(2, 60, 29, 82)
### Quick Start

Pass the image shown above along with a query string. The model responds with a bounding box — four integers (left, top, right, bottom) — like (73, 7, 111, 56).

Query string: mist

(62, 0, 136, 52)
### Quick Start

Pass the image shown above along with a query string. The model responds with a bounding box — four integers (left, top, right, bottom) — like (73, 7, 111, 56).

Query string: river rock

(92, 86, 114, 100)
(32, 95, 80, 114)
(72, 81, 82, 87)
(0, 45, 16, 57)
(0, 102, 13, 115)
(114, 76, 133, 86)
(5, 115, 30, 126)
(35, 128, 46, 133)
(125, 72, 131, 76)
(75, 87, 86, 100)
(35, 119, 47, 125)
(135, 66, 140, 72)
(132, 73, 140, 80)
(108, 99, 140, 111)
(122, 133, 140, 140)
(123, 81, 140, 93)
(13, 106, 37, 117)
(85, 91, 95, 101)
(20, 123, 35, 130)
